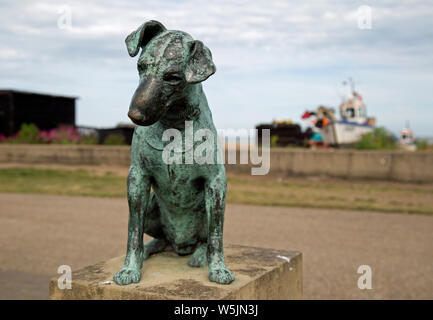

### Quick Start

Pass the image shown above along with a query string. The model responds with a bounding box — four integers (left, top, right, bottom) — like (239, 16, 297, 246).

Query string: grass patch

(225, 175, 433, 215)
(0, 168, 126, 197)
(0, 167, 432, 215)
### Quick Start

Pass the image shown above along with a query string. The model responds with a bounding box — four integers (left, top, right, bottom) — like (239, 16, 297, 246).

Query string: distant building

(256, 121, 312, 147)
(0, 89, 77, 136)
(77, 123, 136, 145)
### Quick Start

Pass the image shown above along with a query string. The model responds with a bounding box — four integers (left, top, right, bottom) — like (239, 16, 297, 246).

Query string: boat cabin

(339, 93, 368, 124)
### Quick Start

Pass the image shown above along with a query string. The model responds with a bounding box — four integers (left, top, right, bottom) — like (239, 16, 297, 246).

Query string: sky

(0, 0, 432, 136)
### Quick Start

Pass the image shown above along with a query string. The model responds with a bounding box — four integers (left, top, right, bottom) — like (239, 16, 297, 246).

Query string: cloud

(0, 47, 26, 59)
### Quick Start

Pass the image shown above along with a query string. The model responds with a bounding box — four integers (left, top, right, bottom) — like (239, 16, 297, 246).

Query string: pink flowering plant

(38, 126, 80, 144)
(0, 123, 98, 145)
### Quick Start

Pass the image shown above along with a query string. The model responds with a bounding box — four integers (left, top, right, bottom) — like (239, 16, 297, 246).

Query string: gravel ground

(0, 193, 432, 299)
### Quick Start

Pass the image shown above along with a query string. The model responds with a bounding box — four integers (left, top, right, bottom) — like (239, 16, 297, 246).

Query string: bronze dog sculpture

(113, 20, 234, 285)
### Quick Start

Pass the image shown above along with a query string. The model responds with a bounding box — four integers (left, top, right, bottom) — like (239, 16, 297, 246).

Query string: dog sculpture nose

(128, 109, 143, 123)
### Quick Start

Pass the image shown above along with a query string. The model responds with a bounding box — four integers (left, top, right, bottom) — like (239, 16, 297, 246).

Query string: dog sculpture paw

(113, 267, 141, 285)
(209, 267, 235, 285)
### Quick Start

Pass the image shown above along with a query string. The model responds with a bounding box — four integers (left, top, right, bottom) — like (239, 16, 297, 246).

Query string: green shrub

(16, 123, 42, 144)
(103, 134, 126, 145)
(355, 127, 397, 150)
(414, 139, 429, 151)
(270, 135, 279, 148)
(79, 135, 99, 145)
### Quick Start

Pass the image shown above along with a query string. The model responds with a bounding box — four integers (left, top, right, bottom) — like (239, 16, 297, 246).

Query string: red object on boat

(302, 111, 311, 119)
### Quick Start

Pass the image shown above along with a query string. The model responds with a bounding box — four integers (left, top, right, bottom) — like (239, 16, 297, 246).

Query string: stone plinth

(49, 244, 302, 300)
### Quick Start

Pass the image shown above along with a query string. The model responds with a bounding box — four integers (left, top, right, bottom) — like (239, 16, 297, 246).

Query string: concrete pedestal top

(49, 244, 302, 300)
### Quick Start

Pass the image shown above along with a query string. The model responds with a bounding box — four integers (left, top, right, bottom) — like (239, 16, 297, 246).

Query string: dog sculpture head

(125, 20, 216, 126)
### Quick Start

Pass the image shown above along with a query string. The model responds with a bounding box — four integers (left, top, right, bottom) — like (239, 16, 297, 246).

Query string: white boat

(397, 127, 416, 151)
(321, 121, 374, 146)
(302, 79, 375, 147)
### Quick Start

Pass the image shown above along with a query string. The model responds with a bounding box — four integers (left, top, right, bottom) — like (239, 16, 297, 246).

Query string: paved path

(0, 193, 432, 299)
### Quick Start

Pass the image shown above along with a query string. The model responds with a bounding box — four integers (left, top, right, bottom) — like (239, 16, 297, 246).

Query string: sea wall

(1, 145, 432, 183)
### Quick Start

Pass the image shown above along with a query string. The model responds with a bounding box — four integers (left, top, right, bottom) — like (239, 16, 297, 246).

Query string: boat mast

(349, 77, 355, 95)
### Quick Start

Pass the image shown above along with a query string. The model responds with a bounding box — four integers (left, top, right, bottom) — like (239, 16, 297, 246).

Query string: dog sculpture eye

(163, 73, 183, 85)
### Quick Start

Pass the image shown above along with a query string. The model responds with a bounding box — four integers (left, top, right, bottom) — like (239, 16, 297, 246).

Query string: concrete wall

(0, 145, 131, 167)
(268, 149, 433, 182)
(1, 145, 432, 183)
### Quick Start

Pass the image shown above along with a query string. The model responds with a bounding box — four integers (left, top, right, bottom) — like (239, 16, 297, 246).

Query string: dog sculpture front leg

(206, 171, 235, 284)
(113, 165, 150, 285)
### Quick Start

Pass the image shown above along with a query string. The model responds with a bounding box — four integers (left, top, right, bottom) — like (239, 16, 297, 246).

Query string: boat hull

(321, 121, 374, 146)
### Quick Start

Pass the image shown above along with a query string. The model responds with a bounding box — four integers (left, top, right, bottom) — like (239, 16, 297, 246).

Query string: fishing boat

(397, 126, 416, 151)
(302, 79, 375, 147)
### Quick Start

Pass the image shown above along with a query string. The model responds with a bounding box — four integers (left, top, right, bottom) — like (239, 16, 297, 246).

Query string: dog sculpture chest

(113, 20, 234, 285)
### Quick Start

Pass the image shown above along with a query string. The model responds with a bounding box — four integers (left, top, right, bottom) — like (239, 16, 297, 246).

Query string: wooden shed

(0, 89, 77, 136)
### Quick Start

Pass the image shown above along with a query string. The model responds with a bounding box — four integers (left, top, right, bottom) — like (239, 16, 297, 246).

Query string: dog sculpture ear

(185, 40, 216, 84)
(125, 20, 166, 57)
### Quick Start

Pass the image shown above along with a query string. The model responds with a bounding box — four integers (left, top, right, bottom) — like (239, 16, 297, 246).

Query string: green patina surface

(113, 20, 234, 285)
